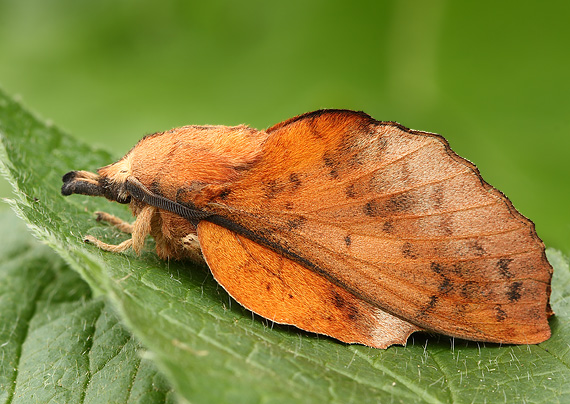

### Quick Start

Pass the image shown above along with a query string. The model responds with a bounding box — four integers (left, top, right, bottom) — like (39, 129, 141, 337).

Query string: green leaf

(1, 87, 569, 403)
(0, 210, 175, 403)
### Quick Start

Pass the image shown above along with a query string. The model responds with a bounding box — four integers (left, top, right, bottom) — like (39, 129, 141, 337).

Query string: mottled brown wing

(198, 220, 420, 348)
(196, 110, 552, 344)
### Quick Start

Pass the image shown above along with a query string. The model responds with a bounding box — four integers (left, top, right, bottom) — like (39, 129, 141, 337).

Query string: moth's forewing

(197, 110, 552, 345)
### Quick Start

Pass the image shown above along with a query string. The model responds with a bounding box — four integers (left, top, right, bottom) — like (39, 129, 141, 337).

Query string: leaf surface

(0, 210, 175, 404)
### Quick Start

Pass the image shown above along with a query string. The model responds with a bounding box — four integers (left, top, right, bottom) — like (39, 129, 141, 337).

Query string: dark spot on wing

(507, 281, 523, 302)
(347, 150, 365, 168)
(430, 261, 479, 281)
(289, 172, 302, 190)
(418, 295, 439, 318)
(460, 281, 478, 299)
(285, 201, 294, 210)
(434, 262, 466, 277)
(385, 193, 415, 213)
(439, 277, 452, 294)
(364, 193, 415, 217)
(450, 262, 465, 276)
(402, 242, 418, 259)
(332, 291, 345, 308)
(344, 235, 352, 246)
(346, 305, 360, 321)
(495, 306, 507, 322)
(364, 200, 380, 217)
(468, 240, 486, 257)
(426, 295, 438, 310)
(345, 183, 356, 198)
(382, 221, 393, 233)
(266, 283, 271, 291)
(331, 291, 360, 321)
(323, 151, 340, 178)
(286, 216, 306, 231)
(497, 258, 514, 278)
(528, 307, 543, 320)
(264, 179, 285, 199)
(431, 262, 443, 274)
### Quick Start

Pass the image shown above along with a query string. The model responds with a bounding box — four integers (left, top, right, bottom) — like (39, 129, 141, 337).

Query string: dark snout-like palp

(61, 170, 132, 204)
(61, 170, 105, 197)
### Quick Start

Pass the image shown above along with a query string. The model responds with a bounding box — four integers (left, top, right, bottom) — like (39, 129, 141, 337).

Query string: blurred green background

(0, 0, 568, 253)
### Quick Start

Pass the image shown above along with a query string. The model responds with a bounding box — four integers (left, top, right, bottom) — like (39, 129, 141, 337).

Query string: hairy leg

(85, 206, 156, 254)
(84, 235, 133, 253)
(95, 211, 134, 233)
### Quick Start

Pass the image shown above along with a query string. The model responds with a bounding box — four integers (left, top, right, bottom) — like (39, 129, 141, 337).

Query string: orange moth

(61, 110, 553, 348)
